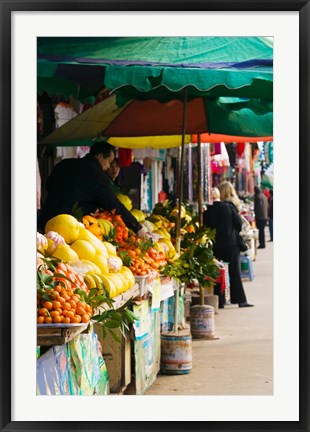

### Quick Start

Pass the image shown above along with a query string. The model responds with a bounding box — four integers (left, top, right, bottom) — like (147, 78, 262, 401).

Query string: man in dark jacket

(254, 186, 268, 248)
(38, 141, 144, 235)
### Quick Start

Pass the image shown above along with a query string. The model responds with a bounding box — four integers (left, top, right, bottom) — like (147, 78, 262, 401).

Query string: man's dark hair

(89, 141, 116, 158)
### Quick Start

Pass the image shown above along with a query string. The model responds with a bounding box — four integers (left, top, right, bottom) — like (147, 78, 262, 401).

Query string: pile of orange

(37, 262, 92, 324)
(117, 237, 167, 276)
(82, 215, 103, 240)
(84, 210, 168, 277)
(95, 210, 129, 243)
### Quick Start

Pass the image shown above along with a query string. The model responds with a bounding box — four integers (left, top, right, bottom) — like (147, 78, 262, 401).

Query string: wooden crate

(37, 323, 89, 346)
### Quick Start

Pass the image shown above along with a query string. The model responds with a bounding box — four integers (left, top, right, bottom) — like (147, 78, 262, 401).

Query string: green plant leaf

(108, 329, 121, 343)
(92, 311, 109, 323)
(111, 312, 123, 321)
(41, 292, 53, 302)
(53, 273, 77, 287)
(74, 288, 87, 302)
(41, 257, 58, 272)
(88, 288, 99, 299)
(122, 309, 138, 323)
(100, 326, 107, 338)
(104, 320, 121, 329)
(118, 251, 133, 267)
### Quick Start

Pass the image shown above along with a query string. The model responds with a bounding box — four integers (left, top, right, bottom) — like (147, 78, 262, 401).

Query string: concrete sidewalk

(146, 240, 274, 395)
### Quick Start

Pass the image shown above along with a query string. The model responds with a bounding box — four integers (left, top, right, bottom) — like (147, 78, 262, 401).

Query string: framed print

(1, 0, 309, 431)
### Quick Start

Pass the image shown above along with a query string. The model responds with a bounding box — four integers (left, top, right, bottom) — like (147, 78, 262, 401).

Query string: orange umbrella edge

(191, 134, 273, 143)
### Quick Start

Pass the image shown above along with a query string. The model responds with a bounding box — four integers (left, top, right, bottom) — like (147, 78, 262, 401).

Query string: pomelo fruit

(78, 259, 101, 274)
(98, 275, 117, 298)
(120, 266, 135, 287)
(78, 228, 108, 256)
(102, 241, 117, 257)
(45, 214, 80, 244)
(70, 239, 96, 260)
(116, 194, 133, 211)
(92, 253, 109, 275)
(108, 273, 125, 296)
(130, 209, 146, 222)
(78, 227, 97, 242)
(51, 244, 79, 263)
(115, 272, 130, 292)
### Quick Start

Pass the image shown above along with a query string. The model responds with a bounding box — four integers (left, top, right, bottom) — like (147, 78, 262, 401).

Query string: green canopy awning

(38, 37, 273, 147)
(37, 36, 273, 102)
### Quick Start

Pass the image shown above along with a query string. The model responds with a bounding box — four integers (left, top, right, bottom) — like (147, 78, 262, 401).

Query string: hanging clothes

(118, 148, 133, 167)
(237, 142, 246, 157)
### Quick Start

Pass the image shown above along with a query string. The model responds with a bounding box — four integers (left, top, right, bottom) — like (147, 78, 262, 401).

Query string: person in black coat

(203, 184, 254, 308)
(37, 141, 144, 236)
(254, 186, 268, 248)
(268, 189, 273, 242)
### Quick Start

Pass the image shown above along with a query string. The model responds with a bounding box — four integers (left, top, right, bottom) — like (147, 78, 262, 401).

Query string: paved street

(146, 238, 273, 395)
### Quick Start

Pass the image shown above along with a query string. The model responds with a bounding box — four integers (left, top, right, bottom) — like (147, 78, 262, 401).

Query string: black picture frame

(1, 1, 308, 431)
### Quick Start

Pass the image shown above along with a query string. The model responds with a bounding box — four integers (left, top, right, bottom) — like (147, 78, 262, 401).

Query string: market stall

(36, 206, 181, 395)
(36, 36, 274, 395)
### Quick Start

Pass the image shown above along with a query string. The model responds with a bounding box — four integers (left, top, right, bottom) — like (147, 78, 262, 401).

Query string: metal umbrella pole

(197, 134, 205, 306)
(173, 87, 188, 333)
(197, 134, 203, 227)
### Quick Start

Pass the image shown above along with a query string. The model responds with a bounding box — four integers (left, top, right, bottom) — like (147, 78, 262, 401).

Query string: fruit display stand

(95, 277, 162, 395)
(124, 276, 179, 394)
(37, 284, 140, 395)
(36, 323, 109, 395)
(97, 276, 176, 395)
(37, 283, 140, 347)
(129, 297, 161, 395)
(93, 283, 140, 394)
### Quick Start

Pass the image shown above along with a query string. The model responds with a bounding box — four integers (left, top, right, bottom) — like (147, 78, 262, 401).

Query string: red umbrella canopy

(104, 98, 208, 137)
(40, 94, 273, 147)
